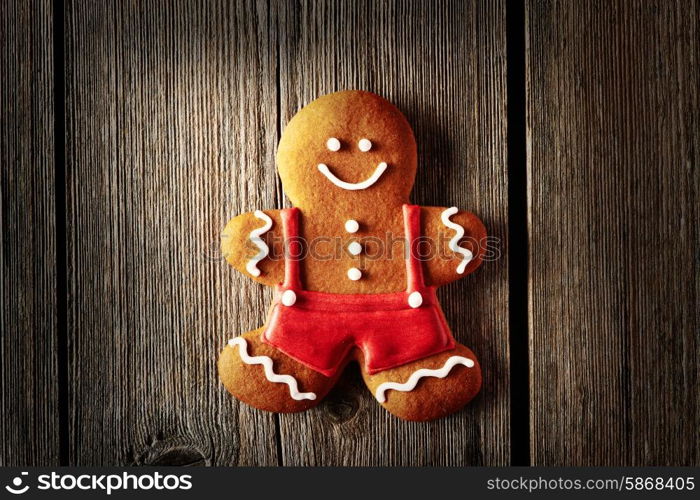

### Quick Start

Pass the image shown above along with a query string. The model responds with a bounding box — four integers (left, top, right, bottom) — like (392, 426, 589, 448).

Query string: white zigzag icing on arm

(440, 206, 474, 274)
(228, 337, 317, 401)
(245, 210, 273, 277)
(374, 356, 475, 403)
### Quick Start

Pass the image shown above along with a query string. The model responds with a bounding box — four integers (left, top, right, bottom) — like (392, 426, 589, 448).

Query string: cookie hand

(221, 209, 285, 286)
(421, 206, 487, 287)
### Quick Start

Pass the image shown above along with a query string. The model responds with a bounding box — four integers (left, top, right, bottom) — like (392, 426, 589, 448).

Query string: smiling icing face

(277, 91, 417, 210)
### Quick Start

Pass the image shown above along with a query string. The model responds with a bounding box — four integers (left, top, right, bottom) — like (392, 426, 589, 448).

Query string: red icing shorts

(261, 205, 456, 377)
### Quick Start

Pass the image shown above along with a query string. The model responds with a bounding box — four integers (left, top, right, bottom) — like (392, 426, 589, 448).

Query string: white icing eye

(326, 137, 341, 151)
(358, 138, 372, 152)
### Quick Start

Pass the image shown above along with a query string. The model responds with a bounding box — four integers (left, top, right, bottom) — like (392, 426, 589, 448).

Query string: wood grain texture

(0, 0, 58, 466)
(527, 0, 699, 465)
(65, 0, 280, 465)
(275, 0, 509, 465)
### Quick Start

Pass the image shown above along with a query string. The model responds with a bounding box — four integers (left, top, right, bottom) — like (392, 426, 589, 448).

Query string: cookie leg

(218, 327, 337, 413)
(360, 343, 482, 421)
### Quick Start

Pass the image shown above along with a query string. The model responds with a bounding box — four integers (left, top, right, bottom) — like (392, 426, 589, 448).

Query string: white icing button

(348, 241, 362, 255)
(345, 219, 359, 233)
(408, 291, 423, 308)
(358, 138, 372, 152)
(326, 137, 341, 151)
(281, 289, 297, 306)
(347, 267, 362, 281)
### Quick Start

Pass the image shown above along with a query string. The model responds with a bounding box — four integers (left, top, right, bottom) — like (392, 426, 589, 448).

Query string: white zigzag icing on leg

(228, 337, 317, 401)
(374, 356, 475, 403)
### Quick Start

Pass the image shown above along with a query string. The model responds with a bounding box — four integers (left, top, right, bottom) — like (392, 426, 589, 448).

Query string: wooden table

(2, 0, 698, 466)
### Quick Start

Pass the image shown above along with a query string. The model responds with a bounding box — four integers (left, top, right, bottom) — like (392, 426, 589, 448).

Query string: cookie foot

(218, 327, 337, 413)
(361, 343, 482, 421)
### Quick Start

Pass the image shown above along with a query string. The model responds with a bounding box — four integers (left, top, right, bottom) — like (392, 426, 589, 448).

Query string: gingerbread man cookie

(219, 90, 486, 421)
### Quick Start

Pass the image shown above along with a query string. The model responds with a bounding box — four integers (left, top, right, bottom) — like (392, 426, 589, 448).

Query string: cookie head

(277, 91, 417, 209)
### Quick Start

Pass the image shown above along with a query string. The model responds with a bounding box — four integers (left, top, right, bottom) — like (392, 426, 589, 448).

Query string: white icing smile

(317, 162, 388, 191)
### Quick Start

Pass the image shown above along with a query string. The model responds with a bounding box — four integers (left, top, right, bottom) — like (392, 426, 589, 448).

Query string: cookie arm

(221, 209, 286, 287)
(421, 206, 487, 287)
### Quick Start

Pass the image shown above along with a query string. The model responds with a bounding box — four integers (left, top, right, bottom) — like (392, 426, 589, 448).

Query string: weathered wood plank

(527, 0, 699, 465)
(275, 0, 509, 466)
(0, 0, 59, 466)
(65, 0, 279, 465)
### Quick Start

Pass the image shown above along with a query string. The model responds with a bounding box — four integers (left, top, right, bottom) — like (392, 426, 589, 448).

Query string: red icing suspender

(281, 208, 302, 290)
(403, 204, 425, 293)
